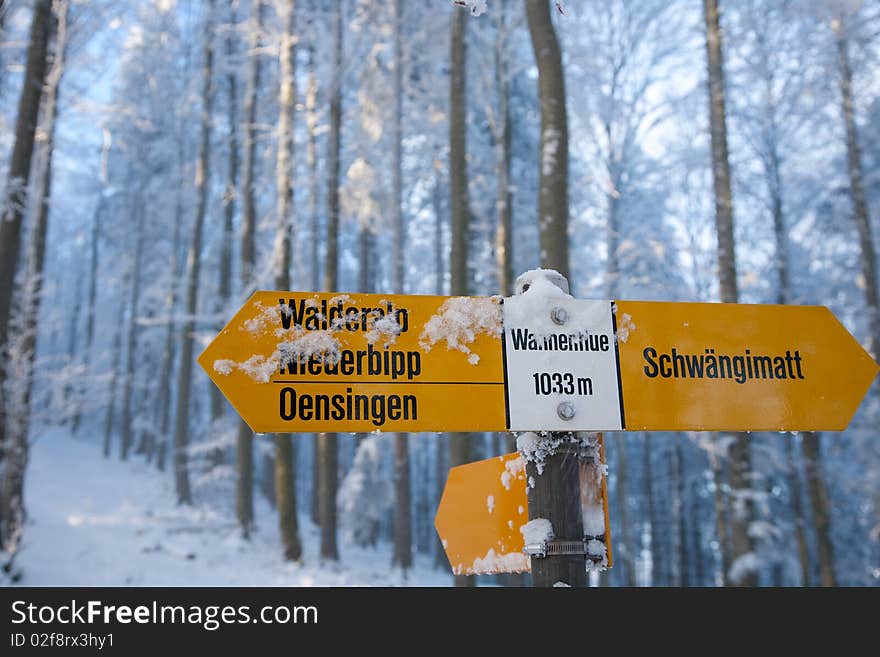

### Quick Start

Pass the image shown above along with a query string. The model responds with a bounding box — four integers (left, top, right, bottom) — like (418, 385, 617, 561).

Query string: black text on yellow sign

(199, 291, 508, 434)
(199, 292, 879, 434)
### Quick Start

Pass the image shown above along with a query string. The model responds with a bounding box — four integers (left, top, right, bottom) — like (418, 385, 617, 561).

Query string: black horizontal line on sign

(271, 380, 504, 386)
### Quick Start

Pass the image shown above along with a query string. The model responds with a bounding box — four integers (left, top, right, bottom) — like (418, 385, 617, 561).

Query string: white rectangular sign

(502, 297, 624, 431)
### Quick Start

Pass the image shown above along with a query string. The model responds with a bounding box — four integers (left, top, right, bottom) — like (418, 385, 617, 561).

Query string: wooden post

(525, 436, 587, 587)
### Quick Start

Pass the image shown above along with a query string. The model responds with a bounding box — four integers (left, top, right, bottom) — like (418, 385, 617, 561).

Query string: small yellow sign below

(198, 291, 507, 434)
(435, 452, 531, 576)
(435, 444, 612, 576)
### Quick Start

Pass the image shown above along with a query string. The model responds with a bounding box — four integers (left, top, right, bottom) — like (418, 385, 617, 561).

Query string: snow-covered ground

(13, 428, 451, 586)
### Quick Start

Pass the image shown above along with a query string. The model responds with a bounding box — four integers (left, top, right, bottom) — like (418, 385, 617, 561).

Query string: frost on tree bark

(763, 106, 812, 586)
(835, 21, 880, 360)
(71, 133, 110, 436)
(172, 0, 216, 506)
(526, 0, 569, 282)
(120, 194, 146, 461)
(103, 293, 124, 459)
(0, 0, 54, 546)
(272, 0, 302, 563)
(209, 1, 240, 428)
(672, 435, 690, 586)
(448, 6, 474, 588)
(613, 434, 635, 586)
(0, 1, 7, 92)
(390, 0, 412, 573)
(305, 36, 320, 293)
(801, 431, 835, 587)
(702, 0, 755, 587)
(493, 4, 513, 298)
(317, 0, 343, 562)
(236, 0, 265, 536)
(765, 114, 811, 586)
(154, 141, 185, 472)
(1, 0, 67, 551)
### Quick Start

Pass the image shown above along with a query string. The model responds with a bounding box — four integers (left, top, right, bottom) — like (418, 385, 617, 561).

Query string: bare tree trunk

(261, 452, 276, 506)
(525, 0, 569, 281)
(154, 155, 185, 472)
(120, 197, 145, 460)
(0, 0, 53, 359)
(449, 9, 470, 299)
(103, 297, 124, 460)
(449, 6, 474, 588)
(614, 433, 636, 586)
(240, 0, 262, 292)
(0, 1, 7, 93)
(172, 0, 216, 506)
(782, 439, 810, 585)
(711, 453, 731, 584)
(305, 37, 321, 526)
(272, 0, 302, 563)
(318, 0, 343, 561)
(210, 2, 240, 425)
(391, 0, 405, 295)
(389, 0, 412, 573)
(392, 433, 412, 570)
(432, 179, 444, 295)
(494, 5, 513, 297)
(306, 40, 320, 292)
(275, 434, 301, 560)
(1, 0, 66, 550)
(836, 26, 880, 357)
(703, 0, 754, 587)
(672, 435, 690, 586)
(0, 2, 54, 540)
(358, 227, 375, 293)
(236, 0, 264, 536)
(703, 0, 738, 304)
(274, 0, 296, 292)
(766, 133, 812, 586)
(802, 431, 836, 586)
(63, 286, 81, 423)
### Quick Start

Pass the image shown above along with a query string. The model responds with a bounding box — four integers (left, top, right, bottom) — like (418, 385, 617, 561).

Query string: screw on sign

(200, 269, 879, 586)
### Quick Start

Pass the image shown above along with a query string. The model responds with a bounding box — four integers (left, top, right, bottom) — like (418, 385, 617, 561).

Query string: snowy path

(14, 429, 450, 586)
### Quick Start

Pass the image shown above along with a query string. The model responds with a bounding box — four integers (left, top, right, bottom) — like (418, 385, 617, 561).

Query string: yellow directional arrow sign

(434, 447, 612, 576)
(435, 453, 531, 576)
(199, 291, 878, 433)
(614, 301, 879, 431)
(198, 291, 507, 433)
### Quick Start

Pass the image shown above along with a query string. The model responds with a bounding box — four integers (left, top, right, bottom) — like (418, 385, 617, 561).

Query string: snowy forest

(0, 0, 878, 587)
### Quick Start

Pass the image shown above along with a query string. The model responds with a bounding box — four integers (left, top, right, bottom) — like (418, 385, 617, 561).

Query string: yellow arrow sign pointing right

(615, 302, 879, 432)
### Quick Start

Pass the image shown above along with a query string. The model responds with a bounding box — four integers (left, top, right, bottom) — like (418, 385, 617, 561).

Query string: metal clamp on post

(524, 535, 607, 563)
(583, 533, 607, 564)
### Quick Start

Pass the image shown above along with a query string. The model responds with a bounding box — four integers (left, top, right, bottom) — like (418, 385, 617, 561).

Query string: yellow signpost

(200, 292, 878, 434)
(201, 287, 878, 582)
